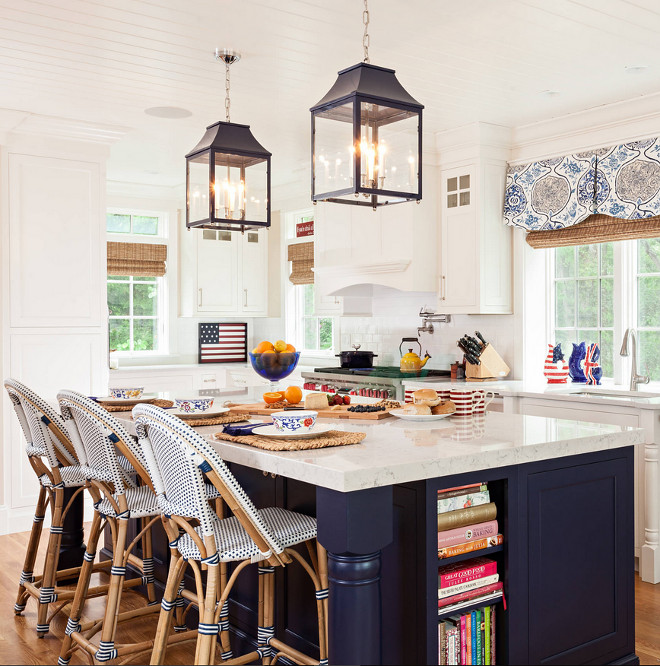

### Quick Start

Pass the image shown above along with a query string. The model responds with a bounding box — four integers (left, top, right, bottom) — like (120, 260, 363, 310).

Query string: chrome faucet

(619, 328, 650, 391)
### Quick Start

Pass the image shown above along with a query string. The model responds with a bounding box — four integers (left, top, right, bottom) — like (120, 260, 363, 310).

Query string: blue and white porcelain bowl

(110, 387, 144, 400)
(271, 410, 317, 434)
(174, 397, 214, 413)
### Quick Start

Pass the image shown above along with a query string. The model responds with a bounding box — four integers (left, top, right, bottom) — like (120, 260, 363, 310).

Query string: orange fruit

(285, 343, 296, 353)
(263, 391, 285, 404)
(284, 386, 303, 404)
(255, 341, 274, 353)
(274, 339, 287, 353)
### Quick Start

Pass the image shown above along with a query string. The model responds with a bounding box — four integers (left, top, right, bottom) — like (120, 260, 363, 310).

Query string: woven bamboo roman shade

(107, 242, 167, 277)
(526, 214, 660, 248)
(288, 242, 314, 285)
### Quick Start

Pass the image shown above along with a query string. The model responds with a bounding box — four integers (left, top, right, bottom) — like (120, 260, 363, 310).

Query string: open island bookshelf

(419, 447, 636, 666)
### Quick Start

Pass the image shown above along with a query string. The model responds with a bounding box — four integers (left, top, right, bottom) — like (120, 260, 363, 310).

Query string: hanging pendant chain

(225, 62, 231, 122)
(362, 0, 370, 63)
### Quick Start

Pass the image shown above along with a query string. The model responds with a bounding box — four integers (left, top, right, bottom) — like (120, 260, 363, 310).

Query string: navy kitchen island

(113, 406, 643, 665)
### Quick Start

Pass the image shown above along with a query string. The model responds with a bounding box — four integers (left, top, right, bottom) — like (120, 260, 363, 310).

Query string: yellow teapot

(399, 337, 432, 374)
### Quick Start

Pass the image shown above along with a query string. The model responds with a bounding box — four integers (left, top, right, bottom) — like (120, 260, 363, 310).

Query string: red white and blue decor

(569, 342, 587, 383)
(198, 323, 247, 363)
(543, 343, 569, 384)
(584, 343, 602, 385)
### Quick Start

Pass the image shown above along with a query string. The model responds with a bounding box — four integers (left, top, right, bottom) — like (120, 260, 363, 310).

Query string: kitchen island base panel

(316, 485, 394, 665)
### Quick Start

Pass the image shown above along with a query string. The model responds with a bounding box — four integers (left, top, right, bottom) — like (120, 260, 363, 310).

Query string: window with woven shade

(287, 241, 314, 285)
(106, 211, 168, 355)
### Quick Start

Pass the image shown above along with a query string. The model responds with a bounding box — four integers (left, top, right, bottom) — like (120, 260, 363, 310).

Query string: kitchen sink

(569, 388, 660, 399)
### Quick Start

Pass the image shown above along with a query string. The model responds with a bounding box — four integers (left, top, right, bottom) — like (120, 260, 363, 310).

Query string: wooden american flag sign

(198, 323, 248, 363)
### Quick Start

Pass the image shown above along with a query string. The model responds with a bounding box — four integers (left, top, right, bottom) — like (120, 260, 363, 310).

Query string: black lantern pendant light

(186, 49, 271, 232)
(310, 0, 423, 210)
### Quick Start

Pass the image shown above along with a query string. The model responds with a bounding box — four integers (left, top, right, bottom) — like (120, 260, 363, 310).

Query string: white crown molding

(510, 91, 660, 165)
(435, 122, 512, 167)
(0, 109, 130, 145)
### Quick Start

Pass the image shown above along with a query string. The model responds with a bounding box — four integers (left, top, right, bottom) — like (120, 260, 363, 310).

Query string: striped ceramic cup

(449, 389, 480, 417)
(473, 390, 495, 414)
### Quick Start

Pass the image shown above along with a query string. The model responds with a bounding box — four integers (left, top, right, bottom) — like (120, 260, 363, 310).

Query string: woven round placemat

(180, 413, 250, 427)
(212, 430, 366, 451)
(99, 398, 174, 412)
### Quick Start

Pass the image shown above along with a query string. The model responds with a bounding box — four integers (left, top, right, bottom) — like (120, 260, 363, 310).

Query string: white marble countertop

(402, 378, 660, 410)
(114, 390, 644, 493)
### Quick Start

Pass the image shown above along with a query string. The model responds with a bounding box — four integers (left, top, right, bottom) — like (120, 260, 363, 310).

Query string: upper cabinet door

(9, 154, 103, 327)
(240, 230, 267, 315)
(440, 169, 479, 310)
(196, 230, 239, 313)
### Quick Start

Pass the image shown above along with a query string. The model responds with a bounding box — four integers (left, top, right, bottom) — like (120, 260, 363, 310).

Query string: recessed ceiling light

(625, 65, 648, 75)
(144, 106, 192, 119)
(539, 90, 560, 98)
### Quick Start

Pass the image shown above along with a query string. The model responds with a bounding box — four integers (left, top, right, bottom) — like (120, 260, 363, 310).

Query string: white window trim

(106, 208, 170, 357)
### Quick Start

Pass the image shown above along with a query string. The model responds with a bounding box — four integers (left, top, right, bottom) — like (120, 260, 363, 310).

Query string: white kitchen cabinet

(240, 230, 268, 314)
(438, 161, 512, 314)
(187, 228, 268, 317)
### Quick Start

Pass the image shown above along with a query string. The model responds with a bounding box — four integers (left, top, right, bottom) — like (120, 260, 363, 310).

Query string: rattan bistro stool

(56, 391, 198, 665)
(133, 403, 329, 666)
(4, 378, 119, 638)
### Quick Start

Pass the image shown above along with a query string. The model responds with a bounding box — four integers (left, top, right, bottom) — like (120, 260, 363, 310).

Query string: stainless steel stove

(301, 366, 451, 401)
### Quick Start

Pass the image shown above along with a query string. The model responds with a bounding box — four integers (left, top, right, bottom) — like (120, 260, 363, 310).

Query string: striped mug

(473, 390, 495, 414)
(449, 389, 481, 417)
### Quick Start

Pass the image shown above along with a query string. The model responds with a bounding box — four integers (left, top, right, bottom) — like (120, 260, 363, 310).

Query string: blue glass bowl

(249, 351, 301, 382)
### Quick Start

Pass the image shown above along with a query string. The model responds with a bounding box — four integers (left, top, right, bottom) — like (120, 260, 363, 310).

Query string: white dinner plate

(168, 406, 230, 419)
(94, 394, 158, 406)
(389, 409, 454, 422)
(255, 423, 336, 439)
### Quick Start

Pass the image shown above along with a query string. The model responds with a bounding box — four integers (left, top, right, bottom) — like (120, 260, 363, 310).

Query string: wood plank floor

(0, 525, 658, 664)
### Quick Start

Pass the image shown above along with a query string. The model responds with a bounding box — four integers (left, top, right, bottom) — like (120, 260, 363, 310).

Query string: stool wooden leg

(141, 516, 157, 604)
(37, 486, 65, 636)
(94, 516, 128, 662)
(58, 511, 103, 666)
(151, 553, 187, 665)
(15, 486, 47, 615)
(262, 569, 275, 666)
(316, 542, 329, 651)
(196, 561, 219, 666)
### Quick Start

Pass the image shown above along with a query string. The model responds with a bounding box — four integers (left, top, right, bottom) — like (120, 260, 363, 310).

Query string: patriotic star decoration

(552, 343, 565, 363)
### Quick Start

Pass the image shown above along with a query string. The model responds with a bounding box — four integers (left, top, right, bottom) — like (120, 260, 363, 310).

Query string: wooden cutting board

(227, 403, 394, 420)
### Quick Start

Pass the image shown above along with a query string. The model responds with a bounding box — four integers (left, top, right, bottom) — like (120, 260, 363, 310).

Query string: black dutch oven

(336, 344, 378, 368)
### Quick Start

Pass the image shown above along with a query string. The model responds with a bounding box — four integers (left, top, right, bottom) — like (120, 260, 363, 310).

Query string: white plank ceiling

(1, 0, 660, 188)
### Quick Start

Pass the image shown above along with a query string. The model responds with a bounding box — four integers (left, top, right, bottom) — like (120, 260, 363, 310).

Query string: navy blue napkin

(221, 422, 271, 436)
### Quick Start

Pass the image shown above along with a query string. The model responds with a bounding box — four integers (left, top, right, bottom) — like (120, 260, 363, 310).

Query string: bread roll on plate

(412, 388, 441, 408)
(404, 403, 432, 415)
(432, 400, 456, 415)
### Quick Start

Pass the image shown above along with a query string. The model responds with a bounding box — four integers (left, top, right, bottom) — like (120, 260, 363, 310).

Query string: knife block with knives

(457, 331, 511, 381)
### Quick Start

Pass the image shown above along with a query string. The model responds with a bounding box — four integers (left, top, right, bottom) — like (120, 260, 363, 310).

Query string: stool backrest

(4, 378, 77, 468)
(57, 390, 152, 493)
(133, 403, 283, 561)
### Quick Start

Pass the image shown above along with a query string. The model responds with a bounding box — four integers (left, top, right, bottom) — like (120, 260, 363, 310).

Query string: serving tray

(227, 403, 394, 420)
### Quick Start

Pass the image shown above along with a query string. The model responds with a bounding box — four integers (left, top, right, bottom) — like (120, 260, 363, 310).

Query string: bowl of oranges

(249, 340, 300, 384)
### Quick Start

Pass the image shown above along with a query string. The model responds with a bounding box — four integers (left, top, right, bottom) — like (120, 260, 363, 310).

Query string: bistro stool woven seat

(133, 403, 329, 666)
(3, 378, 118, 637)
(173, 507, 317, 562)
(56, 390, 197, 666)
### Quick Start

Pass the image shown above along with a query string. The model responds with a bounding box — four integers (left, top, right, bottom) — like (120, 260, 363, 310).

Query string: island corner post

(316, 485, 394, 666)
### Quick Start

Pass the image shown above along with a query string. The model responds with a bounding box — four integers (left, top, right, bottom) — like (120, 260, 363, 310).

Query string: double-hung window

(106, 210, 168, 355)
(550, 239, 660, 382)
(285, 211, 337, 356)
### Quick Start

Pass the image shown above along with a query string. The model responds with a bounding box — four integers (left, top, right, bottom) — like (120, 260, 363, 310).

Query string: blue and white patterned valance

(504, 137, 660, 230)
